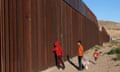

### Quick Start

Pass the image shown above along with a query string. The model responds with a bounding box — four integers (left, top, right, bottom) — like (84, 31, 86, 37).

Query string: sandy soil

(41, 41, 120, 72)
(41, 21, 120, 72)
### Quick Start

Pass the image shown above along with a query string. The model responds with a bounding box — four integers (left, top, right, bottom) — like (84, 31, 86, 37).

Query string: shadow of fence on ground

(67, 55, 80, 70)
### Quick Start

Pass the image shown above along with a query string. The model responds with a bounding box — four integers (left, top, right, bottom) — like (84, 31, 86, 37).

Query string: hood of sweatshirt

(55, 41, 60, 47)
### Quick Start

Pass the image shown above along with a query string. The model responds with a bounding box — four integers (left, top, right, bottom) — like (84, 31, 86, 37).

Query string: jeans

(78, 56, 83, 70)
(57, 56, 65, 69)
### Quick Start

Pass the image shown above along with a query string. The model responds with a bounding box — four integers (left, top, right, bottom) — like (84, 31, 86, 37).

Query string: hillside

(98, 20, 120, 40)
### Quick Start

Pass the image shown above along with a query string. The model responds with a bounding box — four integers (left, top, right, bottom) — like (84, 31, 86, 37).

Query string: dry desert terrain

(42, 20, 120, 72)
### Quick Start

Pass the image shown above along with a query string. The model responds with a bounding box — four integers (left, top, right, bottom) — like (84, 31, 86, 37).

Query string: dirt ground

(41, 41, 120, 72)
(41, 22, 120, 72)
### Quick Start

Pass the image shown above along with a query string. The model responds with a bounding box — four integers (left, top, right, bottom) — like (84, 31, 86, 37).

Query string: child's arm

(52, 48, 56, 52)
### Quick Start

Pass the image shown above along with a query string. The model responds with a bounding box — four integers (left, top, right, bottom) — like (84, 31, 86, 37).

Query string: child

(52, 41, 65, 70)
(93, 49, 99, 61)
(77, 40, 84, 70)
(82, 57, 89, 70)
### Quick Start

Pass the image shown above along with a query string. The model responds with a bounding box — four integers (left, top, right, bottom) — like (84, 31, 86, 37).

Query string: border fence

(0, 0, 110, 72)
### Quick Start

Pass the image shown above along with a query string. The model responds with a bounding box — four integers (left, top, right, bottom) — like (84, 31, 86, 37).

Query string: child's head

(95, 49, 98, 51)
(77, 40, 82, 45)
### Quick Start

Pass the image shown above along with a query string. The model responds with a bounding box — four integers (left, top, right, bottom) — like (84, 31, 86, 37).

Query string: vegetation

(107, 48, 120, 55)
(113, 54, 120, 61)
(107, 40, 120, 61)
(111, 40, 120, 45)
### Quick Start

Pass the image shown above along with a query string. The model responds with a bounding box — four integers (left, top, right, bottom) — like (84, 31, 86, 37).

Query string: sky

(83, 0, 120, 23)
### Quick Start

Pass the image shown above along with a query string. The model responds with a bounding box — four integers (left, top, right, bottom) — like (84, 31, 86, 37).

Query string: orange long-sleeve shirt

(78, 44, 84, 56)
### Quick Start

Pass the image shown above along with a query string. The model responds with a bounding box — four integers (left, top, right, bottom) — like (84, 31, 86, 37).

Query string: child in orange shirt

(77, 40, 84, 70)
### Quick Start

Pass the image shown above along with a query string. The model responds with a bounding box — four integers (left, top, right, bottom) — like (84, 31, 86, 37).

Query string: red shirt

(52, 41, 63, 56)
(94, 51, 99, 58)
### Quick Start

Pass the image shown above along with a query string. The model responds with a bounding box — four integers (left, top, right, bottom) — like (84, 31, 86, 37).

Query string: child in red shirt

(93, 49, 99, 61)
(52, 41, 65, 70)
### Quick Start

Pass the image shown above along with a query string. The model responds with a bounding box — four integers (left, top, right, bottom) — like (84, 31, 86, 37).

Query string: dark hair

(77, 40, 82, 43)
(95, 49, 98, 51)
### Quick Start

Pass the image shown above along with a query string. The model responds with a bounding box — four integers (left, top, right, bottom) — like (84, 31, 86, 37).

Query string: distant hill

(98, 20, 120, 30)
(98, 20, 120, 40)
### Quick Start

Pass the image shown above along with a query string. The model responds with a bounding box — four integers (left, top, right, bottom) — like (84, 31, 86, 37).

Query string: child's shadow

(89, 60, 96, 65)
(67, 55, 84, 70)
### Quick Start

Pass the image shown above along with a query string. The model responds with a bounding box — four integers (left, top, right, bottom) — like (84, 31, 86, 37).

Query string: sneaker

(62, 66, 65, 70)
(60, 68, 63, 71)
